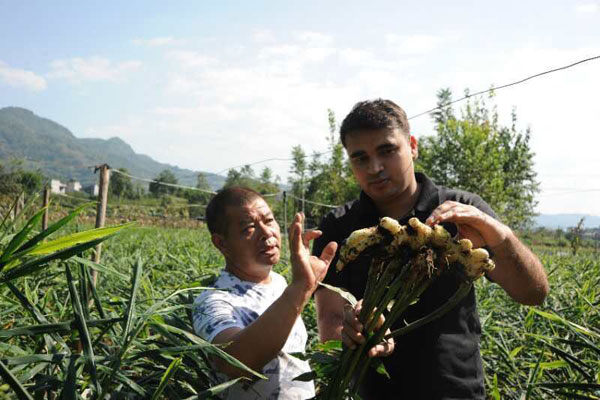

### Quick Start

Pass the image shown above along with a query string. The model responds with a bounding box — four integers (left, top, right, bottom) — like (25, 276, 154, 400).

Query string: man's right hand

(289, 212, 337, 298)
(342, 299, 395, 358)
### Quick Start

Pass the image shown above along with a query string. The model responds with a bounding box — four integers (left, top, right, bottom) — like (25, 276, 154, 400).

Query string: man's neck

(374, 181, 422, 220)
(225, 262, 272, 284)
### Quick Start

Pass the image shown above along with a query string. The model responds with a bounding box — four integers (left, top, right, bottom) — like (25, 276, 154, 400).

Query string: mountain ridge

(0, 106, 225, 189)
(534, 213, 600, 229)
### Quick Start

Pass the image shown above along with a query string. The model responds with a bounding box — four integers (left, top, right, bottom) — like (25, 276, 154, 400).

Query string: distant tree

(256, 167, 280, 195)
(224, 166, 279, 196)
(110, 168, 135, 199)
(417, 88, 539, 230)
(307, 109, 358, 207)
(196, 172, 211, 192)
(224, 165, 256, 189)
(182, 172, 214, 218)
(149, 169, 178, 196)
(0, 161, 44, 196)
(289, 145, 308, 212)
(567, 217, 585, 255)
(260, 167, 273, 185)
(285, 110, 360, 227)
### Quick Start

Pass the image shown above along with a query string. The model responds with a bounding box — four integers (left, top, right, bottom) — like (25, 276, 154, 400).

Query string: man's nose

(257, 222, 273, 239)
(367, 157, 384, 174)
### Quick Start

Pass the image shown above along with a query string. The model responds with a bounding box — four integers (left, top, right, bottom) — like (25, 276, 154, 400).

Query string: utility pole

(42, 185, 50, 230)
(301, 175, 305, 215)
(283, 191, 287, 255)
(91, 164, 110, 285)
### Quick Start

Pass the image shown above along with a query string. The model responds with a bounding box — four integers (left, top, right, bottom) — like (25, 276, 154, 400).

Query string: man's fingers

(426, 200, 467, 225)
(319, 241, 338, 266)
(367, 338, 395, 358)
(289, 213, 304, 253)
(343, 304, 365, 344)
(302, 230, 323, 249)
(374, 313, 386, 330)
(342, 324, 365, 347)
(354, 299, 363, 316)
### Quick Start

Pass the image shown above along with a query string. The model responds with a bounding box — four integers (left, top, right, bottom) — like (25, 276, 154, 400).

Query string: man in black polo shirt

(312, 99, 549, 399)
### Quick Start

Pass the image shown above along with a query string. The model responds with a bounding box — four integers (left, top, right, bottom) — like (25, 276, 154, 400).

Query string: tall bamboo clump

(320, 217, 495, 399)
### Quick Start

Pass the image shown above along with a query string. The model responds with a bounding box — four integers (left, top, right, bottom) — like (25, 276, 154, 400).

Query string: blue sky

(1, 1, 599, 215)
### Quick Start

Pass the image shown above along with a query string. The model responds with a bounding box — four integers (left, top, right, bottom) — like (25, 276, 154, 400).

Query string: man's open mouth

(369, 178, 389, 185)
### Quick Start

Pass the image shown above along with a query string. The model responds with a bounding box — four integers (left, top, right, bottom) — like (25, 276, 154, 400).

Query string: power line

(539, 189, 600, 198)
(52, 192, 99, 203)
(541, 187, 600, 191)
(407, 54, 600, 120)
(215, 150, 334, 176)
(109, 169, 280, 198)
(51, 190, 209, 209)
(287, 193, 339, 209)
(109, 168, 218, 195)
(214, 54, 600, 175)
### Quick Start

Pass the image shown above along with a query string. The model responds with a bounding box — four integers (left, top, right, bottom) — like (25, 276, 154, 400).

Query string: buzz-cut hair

(339, 99, 410, 146)
(205, 186, 263, 236)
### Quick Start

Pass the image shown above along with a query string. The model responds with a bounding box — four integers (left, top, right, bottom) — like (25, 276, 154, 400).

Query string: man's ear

(410, 135, 419, 160)
(211, 233, 228, 256)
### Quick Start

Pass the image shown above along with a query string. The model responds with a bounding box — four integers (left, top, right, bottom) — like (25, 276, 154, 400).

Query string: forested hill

(0, 107, 225, 188)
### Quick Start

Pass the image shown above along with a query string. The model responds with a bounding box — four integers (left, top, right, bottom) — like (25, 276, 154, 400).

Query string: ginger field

(1, 223, 599, 399)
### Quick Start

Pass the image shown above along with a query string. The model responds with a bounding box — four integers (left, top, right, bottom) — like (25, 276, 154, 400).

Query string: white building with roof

(50, 179, 66, 194)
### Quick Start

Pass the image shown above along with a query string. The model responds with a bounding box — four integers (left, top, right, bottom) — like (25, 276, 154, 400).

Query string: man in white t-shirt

(193, 186, 337, 399)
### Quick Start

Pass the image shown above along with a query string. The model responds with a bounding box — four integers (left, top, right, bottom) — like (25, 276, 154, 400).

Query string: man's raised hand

(289, 212, 337, 294)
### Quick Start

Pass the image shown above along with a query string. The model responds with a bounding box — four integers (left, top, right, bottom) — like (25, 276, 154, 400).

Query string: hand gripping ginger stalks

(321, 217, 495, 399)
(336, 216, 495, 280)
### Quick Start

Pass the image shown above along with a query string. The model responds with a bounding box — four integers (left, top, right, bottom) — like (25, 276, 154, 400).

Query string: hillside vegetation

(0, 107, 224, 188)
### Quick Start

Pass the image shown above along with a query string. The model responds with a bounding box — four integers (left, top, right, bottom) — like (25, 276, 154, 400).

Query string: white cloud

(293, 31, 335, 47)
(0, 61, 47, 91)
(385, 34, 446, 55)
(78, 31, 600, 215)
(167, 50, 219, 69)
(132, 36, 184, 47)
(107, 32, 433, 178)
(575, 2, 599, 13)
(47, 56, 141, 84)
(252, 29, 276, 43)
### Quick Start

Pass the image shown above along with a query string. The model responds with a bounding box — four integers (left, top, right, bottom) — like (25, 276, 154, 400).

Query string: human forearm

(426, 201, 549, 305)
(487, 230, 549, 305)
(213, 283, 311, 377)
(315, 288, 345, 342)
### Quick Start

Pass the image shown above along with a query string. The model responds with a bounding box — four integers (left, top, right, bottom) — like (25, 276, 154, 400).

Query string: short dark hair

(205, 186, 263, 235)
(339, 99, 410, 146)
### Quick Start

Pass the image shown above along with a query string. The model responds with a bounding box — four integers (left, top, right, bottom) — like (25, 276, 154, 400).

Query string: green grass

(478, 248, 600, 398)
(1, 220, 599, 399)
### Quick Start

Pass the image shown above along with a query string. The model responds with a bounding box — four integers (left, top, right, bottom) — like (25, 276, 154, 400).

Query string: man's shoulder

(316, 198, 364, 238)
(193, 271, 235, 303)
(437, 185, 484, 204)
(269, 271, 288, 288)
(329, 198, 361, 218)
(321, 198, 364, 226)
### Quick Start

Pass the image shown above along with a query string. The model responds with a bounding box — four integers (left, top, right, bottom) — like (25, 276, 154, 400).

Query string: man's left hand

(425, 201, 510, 248)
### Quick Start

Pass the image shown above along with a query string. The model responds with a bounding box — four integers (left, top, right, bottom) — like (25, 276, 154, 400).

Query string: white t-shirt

(193, 270, 315, 400)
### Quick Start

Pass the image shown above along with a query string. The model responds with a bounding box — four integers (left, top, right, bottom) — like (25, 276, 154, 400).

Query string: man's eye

(380, 147, 396, 156)
(353, 156, 368, 165)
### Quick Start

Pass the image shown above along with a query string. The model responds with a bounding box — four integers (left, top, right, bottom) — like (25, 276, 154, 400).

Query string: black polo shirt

(312, 172, 497, 400)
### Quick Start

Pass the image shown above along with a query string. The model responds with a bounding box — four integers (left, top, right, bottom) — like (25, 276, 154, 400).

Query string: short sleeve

(193, 293, 245, 343)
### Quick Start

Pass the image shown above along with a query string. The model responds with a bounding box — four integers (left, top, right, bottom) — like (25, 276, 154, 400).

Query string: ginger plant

(318, 217, 494, 399)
